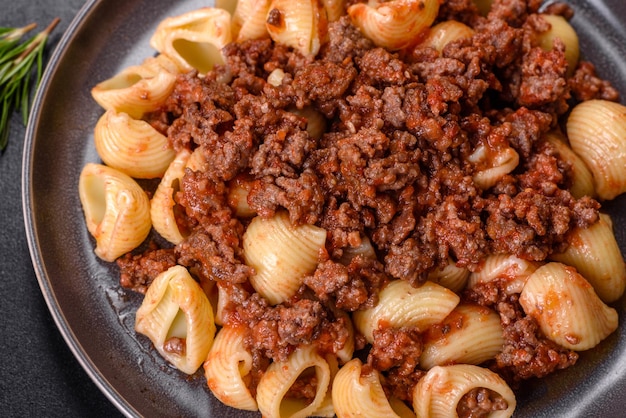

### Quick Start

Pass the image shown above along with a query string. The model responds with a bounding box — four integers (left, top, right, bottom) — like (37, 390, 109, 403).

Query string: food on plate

(79, 0, 626, 416)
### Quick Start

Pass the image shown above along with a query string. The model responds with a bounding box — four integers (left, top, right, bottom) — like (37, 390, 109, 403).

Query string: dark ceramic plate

(22, 0, 626, 416)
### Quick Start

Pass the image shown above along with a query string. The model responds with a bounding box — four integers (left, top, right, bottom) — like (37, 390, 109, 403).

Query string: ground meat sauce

(116, 0, 619, 410)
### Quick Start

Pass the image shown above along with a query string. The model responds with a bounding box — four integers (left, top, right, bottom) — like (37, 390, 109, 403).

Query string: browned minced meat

(304, 256, 388, 311)
(457, 387, 509, 418)
(117, 244, 177, 293)
(125, 0, 618, 393)
(163, 337, 186, 357)
(569, 61, 620, 102)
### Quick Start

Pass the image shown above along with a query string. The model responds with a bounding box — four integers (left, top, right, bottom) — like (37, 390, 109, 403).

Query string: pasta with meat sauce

(79, 0, 626, 416)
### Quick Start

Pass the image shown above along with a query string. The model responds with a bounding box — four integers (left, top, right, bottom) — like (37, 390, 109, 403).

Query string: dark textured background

(0, 1, 122, 416)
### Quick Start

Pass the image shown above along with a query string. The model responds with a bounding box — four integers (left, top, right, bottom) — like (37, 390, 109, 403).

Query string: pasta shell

(91, 61, 177, 119)
(536, 14, 579, 77)
(347, 0, 439, 50)
(420, 304, 504, 370)
(420, 20, 474, 53)
(332, 358, 408, 418)
(566, 99, 626, 200)
(289, 106, 327, 141)
(519, 262, 618, 351)
(78, 163, 151, 262)
(353, 280, 460, 343)
(413, 364, 516, 418)
(150, 7, 232, 74)
(256, 344, 331, 418)
(467, 254, 540, 295)
(468, 142, 519, 190)
(204, 324, 258, 411)
(232, 0, 272, 42)
(427, 257, 470, 293)
(150, 149, 193, 245)
(550, 213, 626, 303)
(321, 0, 346, 23)
(94, 110, 176, 179)
(266, 0, 327, 56)
(135, 265, 217, 375)
(543, 130, 596, 199)
(337, 234, 377, 265)
(243, 211, 327, 305)
(227, 175, 257, 218)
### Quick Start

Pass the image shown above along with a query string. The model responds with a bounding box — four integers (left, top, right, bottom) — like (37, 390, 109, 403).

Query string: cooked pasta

(231, 0, 271, 42)
(468, 142, 520, 190)
(413, 364, 516, 418)
(427, 258, 470, 293)
(467, 254, 540, 295)
(255, 344, 331, 418)
(94, 110, 176, 179)
(420, 20, 474, 53)
(519, 262, 618, 351)
(243, 211, 327, 305)
(265, 0, 326, 57)
(353, 280, 460, 343)
(550, 213, 626, 303)
(332, 358, 413, 418)
(150, 7, 232, 74)
(90, 56, 177, 119)
(420, 304, 504, 370)
(204, 324, 258, 411)
(135, 265, 216, 375)
(566, 99, 626, 200)
(347, 0, 439, 50)
(149, 149, 193, 245)
(536, 14, 580, 76)
(78, 163, 151, 262)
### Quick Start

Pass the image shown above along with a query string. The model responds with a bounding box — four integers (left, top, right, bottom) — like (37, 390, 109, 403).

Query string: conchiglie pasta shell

(289, 106, 327, 140)
(566, 99, 626, 200)
(227, 175, 257, 218)
(321, 0, 346, 22)
(420, 304, 504, 370)
(204, 324, 258, 411)
(421, 20, 474, 53)
(519, 262, 618, 351)
(256, 345, 331, 418)
(353, 280, 460, 343)
(543, 130, 596, 199)
(427, 258, 470, 293)
(332, 358, 407, 418)
(91, 58, 177, 119)
(468, 143, 519, 190)
(337, 235, 377, 265)
(232, 0, 272, 42)
(78, 163, 151, 262)
(413, 364, 516, 418)
(266, 0, 326, 56)
(467, 254, 540, 295)
(550, 213, 626, 303)
(150, 149, 193, 245)
(537, 14, 579, 76)
(243, 211, 327, 305)
(347, 0, 439, 50)
(150, 7, 232, 74)
(135, 265, 216, 374)
(94, 110, 175, 179)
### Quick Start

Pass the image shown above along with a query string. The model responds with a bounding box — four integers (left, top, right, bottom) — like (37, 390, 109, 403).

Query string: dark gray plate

(22, 0, 626, 417)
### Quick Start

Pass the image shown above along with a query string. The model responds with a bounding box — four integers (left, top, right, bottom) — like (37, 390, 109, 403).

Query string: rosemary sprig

(0, 17, 59, 151)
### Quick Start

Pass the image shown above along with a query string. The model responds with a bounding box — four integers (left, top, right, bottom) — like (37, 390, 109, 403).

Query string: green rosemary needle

(0, 17, 60, 151)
